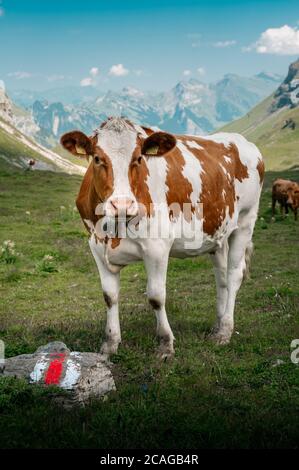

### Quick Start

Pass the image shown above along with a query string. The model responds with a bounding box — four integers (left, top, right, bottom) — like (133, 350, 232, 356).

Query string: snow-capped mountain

(9, 72, 282, 148)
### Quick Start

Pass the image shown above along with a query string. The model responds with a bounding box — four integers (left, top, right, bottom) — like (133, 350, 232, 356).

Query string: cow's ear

(60, 131, 95, 157)
(142, 131, 176, 156)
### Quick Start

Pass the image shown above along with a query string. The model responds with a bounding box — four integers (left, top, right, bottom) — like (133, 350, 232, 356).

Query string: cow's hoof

(209, 331, 232, 345)
(156, 343, 175, 362)
(100, 340, 120, 357)
(208, 324, 232, 345)
(156, 334, 175, 362)
(157, 349, 175, 362)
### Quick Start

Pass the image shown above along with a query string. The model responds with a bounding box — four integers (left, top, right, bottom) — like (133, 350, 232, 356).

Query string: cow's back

(172, 132, 264, 229)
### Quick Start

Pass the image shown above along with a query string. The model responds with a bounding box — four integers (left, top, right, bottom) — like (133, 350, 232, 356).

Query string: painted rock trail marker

(0, 341, 116, 406)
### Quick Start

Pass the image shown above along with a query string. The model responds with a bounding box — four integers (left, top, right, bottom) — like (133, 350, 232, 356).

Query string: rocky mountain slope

(0, 84, 85, 174)
(220, 59, 299, 171)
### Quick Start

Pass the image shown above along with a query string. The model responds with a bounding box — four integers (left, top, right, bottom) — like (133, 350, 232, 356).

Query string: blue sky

(1, 0, 299, 92)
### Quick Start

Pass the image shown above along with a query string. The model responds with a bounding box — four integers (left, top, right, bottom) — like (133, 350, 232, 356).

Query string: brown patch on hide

(181, 136, 249, 235)
(164, 147, 194, 222)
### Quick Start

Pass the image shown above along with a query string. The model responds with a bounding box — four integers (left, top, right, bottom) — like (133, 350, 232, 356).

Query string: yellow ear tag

(75, 145, 87, 155)
(145, 145, 159, 156)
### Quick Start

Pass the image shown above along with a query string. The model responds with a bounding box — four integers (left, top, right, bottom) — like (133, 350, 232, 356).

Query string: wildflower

(1, 240, 18, 264)
(3, 240, 15, 249)
(43, 254, 54, 262)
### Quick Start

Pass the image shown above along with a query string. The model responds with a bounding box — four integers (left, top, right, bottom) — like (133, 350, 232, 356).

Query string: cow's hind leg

(143, 242, 174, 360)
(211, 211, 256, 345)
(209, 240, 228, 336)
(89, 241, 121, 357)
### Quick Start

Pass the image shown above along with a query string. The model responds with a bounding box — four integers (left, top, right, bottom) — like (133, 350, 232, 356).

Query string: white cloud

(109, 63, 129, 77)
(248, 25, 299, 55)
(134, 69, 143, 77)
(7, 71, 32, 79)
(197, 67, 205, 76)
(80, 67, 99, 86)
(183, 70, 192, 77)
(80, 77, 93, 87)
(213, 40, 236, 48)
(90, 67, 99, 77)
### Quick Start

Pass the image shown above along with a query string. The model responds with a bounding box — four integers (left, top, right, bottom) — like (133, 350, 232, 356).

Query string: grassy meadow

(221, 94, 299, 171)
(0, 159, 299, 448)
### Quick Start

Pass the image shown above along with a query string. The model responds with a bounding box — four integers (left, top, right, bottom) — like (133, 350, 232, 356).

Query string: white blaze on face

(97, 120, 138, 205)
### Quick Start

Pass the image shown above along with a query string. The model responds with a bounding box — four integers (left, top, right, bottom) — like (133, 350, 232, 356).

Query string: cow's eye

(94, 155, 101, 164)
(137, 156, 143, 164)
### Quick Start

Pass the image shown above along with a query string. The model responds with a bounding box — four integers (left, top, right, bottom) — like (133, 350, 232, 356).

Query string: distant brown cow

(272, 178, 299, 220)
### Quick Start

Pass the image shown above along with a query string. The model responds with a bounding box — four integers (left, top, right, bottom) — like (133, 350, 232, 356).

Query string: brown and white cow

(272, 178, 299, 220)
(61, 118, 264, 359)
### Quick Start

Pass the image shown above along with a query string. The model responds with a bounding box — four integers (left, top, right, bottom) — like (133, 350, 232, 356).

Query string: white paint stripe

(60, 356, 81, 389)
(30, 354, 48, 383)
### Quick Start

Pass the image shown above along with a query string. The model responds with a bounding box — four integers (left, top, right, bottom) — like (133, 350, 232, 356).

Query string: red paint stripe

(44, 353, 66, 385)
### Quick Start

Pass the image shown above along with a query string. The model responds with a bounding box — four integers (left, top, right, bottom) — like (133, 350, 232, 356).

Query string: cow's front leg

(89, 241, 121, 357)
(101, 283, 121, 357)
(143, 244, 174, 360)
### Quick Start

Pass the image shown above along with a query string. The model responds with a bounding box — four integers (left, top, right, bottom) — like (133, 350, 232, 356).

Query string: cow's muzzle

(106, 197, 138, 218)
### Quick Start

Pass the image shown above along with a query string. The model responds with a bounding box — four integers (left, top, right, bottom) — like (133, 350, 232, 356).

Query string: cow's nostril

(109, 198, 137, 215)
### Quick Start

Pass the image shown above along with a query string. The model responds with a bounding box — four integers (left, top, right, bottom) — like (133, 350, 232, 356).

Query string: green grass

(220, 95, 299, 171)
(0, 161, 299, 449)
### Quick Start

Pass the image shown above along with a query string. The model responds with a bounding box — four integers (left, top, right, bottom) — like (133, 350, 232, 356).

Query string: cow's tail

(243, 240, 254, 280)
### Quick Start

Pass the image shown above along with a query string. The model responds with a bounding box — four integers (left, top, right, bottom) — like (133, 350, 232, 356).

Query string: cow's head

(289, 185, 299, 210)
(287, 184, 299, 210)
(60, 118, 176, 218)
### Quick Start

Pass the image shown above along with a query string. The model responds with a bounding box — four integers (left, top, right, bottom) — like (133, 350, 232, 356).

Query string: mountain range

(1, 60, 298, 172)
(8, 72, 282, 149)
